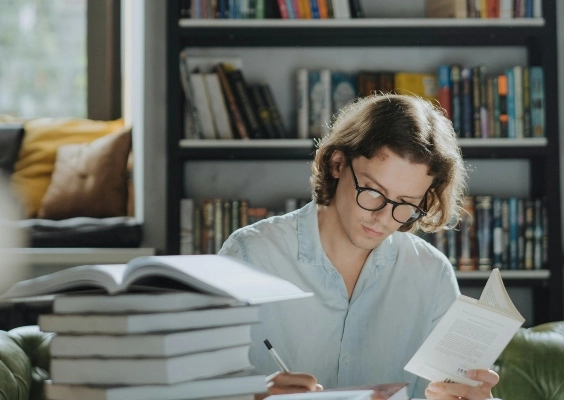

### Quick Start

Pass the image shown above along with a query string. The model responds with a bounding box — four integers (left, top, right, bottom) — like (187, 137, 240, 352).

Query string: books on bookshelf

(179, 0, 363, 20)
(0, 255, 313, 399)
(425, 0, 542, 18)
(437, 64, 545, 139)
(423, 196, 547, 271)
(179, 54, 288, 140)
(180, 197, 311, 254)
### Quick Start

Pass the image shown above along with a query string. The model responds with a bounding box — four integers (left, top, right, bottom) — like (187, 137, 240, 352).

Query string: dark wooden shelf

(177, 19, 546, 47)
(177, 138, 548, 160)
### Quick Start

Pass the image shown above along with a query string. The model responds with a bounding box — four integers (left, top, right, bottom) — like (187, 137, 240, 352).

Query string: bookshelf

(165, 1, 562, 324)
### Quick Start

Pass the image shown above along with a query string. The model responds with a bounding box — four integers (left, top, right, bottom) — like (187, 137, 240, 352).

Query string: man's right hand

(254, 371, 323, 399)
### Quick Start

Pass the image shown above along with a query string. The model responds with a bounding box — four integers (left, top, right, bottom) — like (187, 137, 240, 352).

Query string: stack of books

(0, 255, 312, 400)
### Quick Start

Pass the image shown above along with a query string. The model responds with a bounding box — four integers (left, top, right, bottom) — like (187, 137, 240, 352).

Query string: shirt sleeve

(431, 261, 460, 328)
(218, 233, 247, 261)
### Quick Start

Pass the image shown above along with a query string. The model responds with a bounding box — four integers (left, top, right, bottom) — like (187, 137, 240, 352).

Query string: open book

(404, 268, 524, 386)
(0, 255, 312, 305)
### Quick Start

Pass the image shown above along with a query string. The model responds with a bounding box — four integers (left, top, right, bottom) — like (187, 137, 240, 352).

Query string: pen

(264, 339, 290, 372)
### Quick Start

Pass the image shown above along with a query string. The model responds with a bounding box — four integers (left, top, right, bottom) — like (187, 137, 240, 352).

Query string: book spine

(492, 197, 503, 269)
(492, 77, 501, 138)
(479, 65, 489, 138)
(228, 69, 264, 139)
(379, 72, 394, 94)
(461, 67, 474, 138)
(459, 196, 476, 271)
(501, 198, 510, 269)
(215, 63, 249, 139)
(437, 65, 451, 120)
(222, 200, 232, 243)
(475, 196, 493, 271)
(330, 71, 357, 115)
(277, 0, 289, 18)
(231, 199, 240, 232)
(533, 198, 543, 269)
(513, 66, 524, 138)
(309, 0, 320, 18)
(261, 83, 289, 138)
(249, 84, 277, 139)
(505, 68, 516, 138)
(180, 198, 194, 255)
(348, 0, 363, 17)
(213, 198, 223, 253)
(255, 0, 265, 18)
(529, 66, 545, 137)
(204, 72, 235, 139)
(450, 65, 462, 137)
(522, 67, 531, 137)
(189, 70, 217, 139)
(508, 197, 519, 270)
(201, 199, 215, 254)
(317, 0, 329, 18)
(179, 54, 203, 139)
(486, 76, 495, 139)
(472, 66, 482, 138)
(498, 74, 508, 138)
(499, 0, 513, 18)
(240, 199, 249, 227)
(332, 0, 350, 18)
(518, 198, 526, 269)
(524, 199, 534, 270)
(285, 0, 295, 18)
(533, 0, 542, 17)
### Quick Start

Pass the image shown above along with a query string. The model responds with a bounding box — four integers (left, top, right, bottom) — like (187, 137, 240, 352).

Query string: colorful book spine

(309, 0, 320, 18)
(437, 65, 451, 120)
(450, 65, 462, 136)
(461, 67, 474, 138)
(472, 66, 482, 138)
(492, 197, 503, 269)
(529, 66, 545, 137)
(513, 66, 524, 138)
(522, 67, 531, 137)
(505, 68, 516, 138)
(508, 197, 519, 270)
(498, 74, 508, 138)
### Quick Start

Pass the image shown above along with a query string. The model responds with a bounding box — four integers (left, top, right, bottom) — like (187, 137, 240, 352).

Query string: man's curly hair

(310, 93, 467, 233)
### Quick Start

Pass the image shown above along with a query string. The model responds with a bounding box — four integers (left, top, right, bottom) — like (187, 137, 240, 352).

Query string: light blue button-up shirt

(219, 201, 460, 398)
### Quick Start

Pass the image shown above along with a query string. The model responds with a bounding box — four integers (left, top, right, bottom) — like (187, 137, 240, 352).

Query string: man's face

(331, 147, 434, 251)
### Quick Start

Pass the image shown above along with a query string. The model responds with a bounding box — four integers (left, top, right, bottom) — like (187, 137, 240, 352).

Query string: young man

(219, 94, 499, 399)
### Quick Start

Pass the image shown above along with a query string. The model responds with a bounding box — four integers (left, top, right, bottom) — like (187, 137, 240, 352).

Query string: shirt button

(343, 355, 350, 364)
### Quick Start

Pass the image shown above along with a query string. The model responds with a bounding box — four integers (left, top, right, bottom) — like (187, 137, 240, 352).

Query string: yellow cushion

(11, 118, 124, 217)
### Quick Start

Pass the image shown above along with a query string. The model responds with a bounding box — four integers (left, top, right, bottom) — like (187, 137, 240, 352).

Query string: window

(0, 0, 87, 118)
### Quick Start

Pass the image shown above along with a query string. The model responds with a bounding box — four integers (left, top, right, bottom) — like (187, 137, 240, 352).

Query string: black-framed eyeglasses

(349, 163, 427, 225)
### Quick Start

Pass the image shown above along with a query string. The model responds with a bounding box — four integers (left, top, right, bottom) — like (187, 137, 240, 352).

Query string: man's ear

(330, 150, 347, 178)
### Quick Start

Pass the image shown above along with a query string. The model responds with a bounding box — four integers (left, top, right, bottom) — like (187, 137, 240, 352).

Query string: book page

(479, 269, 524, 321)
(0, 264, 127, 298)
(124, 255, 313, 304)
(404, 295, 523, 386)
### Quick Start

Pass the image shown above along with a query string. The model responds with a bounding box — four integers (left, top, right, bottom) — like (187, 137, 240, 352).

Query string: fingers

(266, 371, 320, 394)
(426, 369, 499, 400)
(467, 369, 500, 389)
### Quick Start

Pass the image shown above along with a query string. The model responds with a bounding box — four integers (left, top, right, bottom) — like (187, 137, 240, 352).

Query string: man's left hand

(424, 369, 500, 400)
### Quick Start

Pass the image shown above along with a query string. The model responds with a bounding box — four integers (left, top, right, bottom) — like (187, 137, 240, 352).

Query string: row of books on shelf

(437, 65, 545, 139)
(426, 0, 542, 19)
(180, 197, 310, 255)
(298, 64, 545, 140)
(180, 53, 289, 140)
(419, 196, 547, 271)
(179, 0, 364, 20)
(181, 195, 547, 272)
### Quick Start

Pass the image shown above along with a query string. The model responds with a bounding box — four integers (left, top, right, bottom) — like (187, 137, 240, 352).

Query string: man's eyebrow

(359, 171, 425, 200)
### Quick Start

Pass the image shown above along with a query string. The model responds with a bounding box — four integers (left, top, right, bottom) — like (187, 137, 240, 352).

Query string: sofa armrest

(0, 326, 53, 400)
(492, 321, 564, 400)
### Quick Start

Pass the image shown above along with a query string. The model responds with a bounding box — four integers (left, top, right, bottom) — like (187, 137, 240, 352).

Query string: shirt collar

(297, 201, 399, 271)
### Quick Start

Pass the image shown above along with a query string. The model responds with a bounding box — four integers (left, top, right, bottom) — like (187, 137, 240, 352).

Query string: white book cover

(190, 71, 218, 139)
(45, 370, 266, 400)
(50, 345, 251, 385)
(513, 66, 524, 139)
(296, 68, 309, 139)
(49, 324, 252, 358)
(204, 72, 235, 139)
(404, 269, 524, 386)
(39, 305, 260, 334)
(331, 0, 351, 19)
